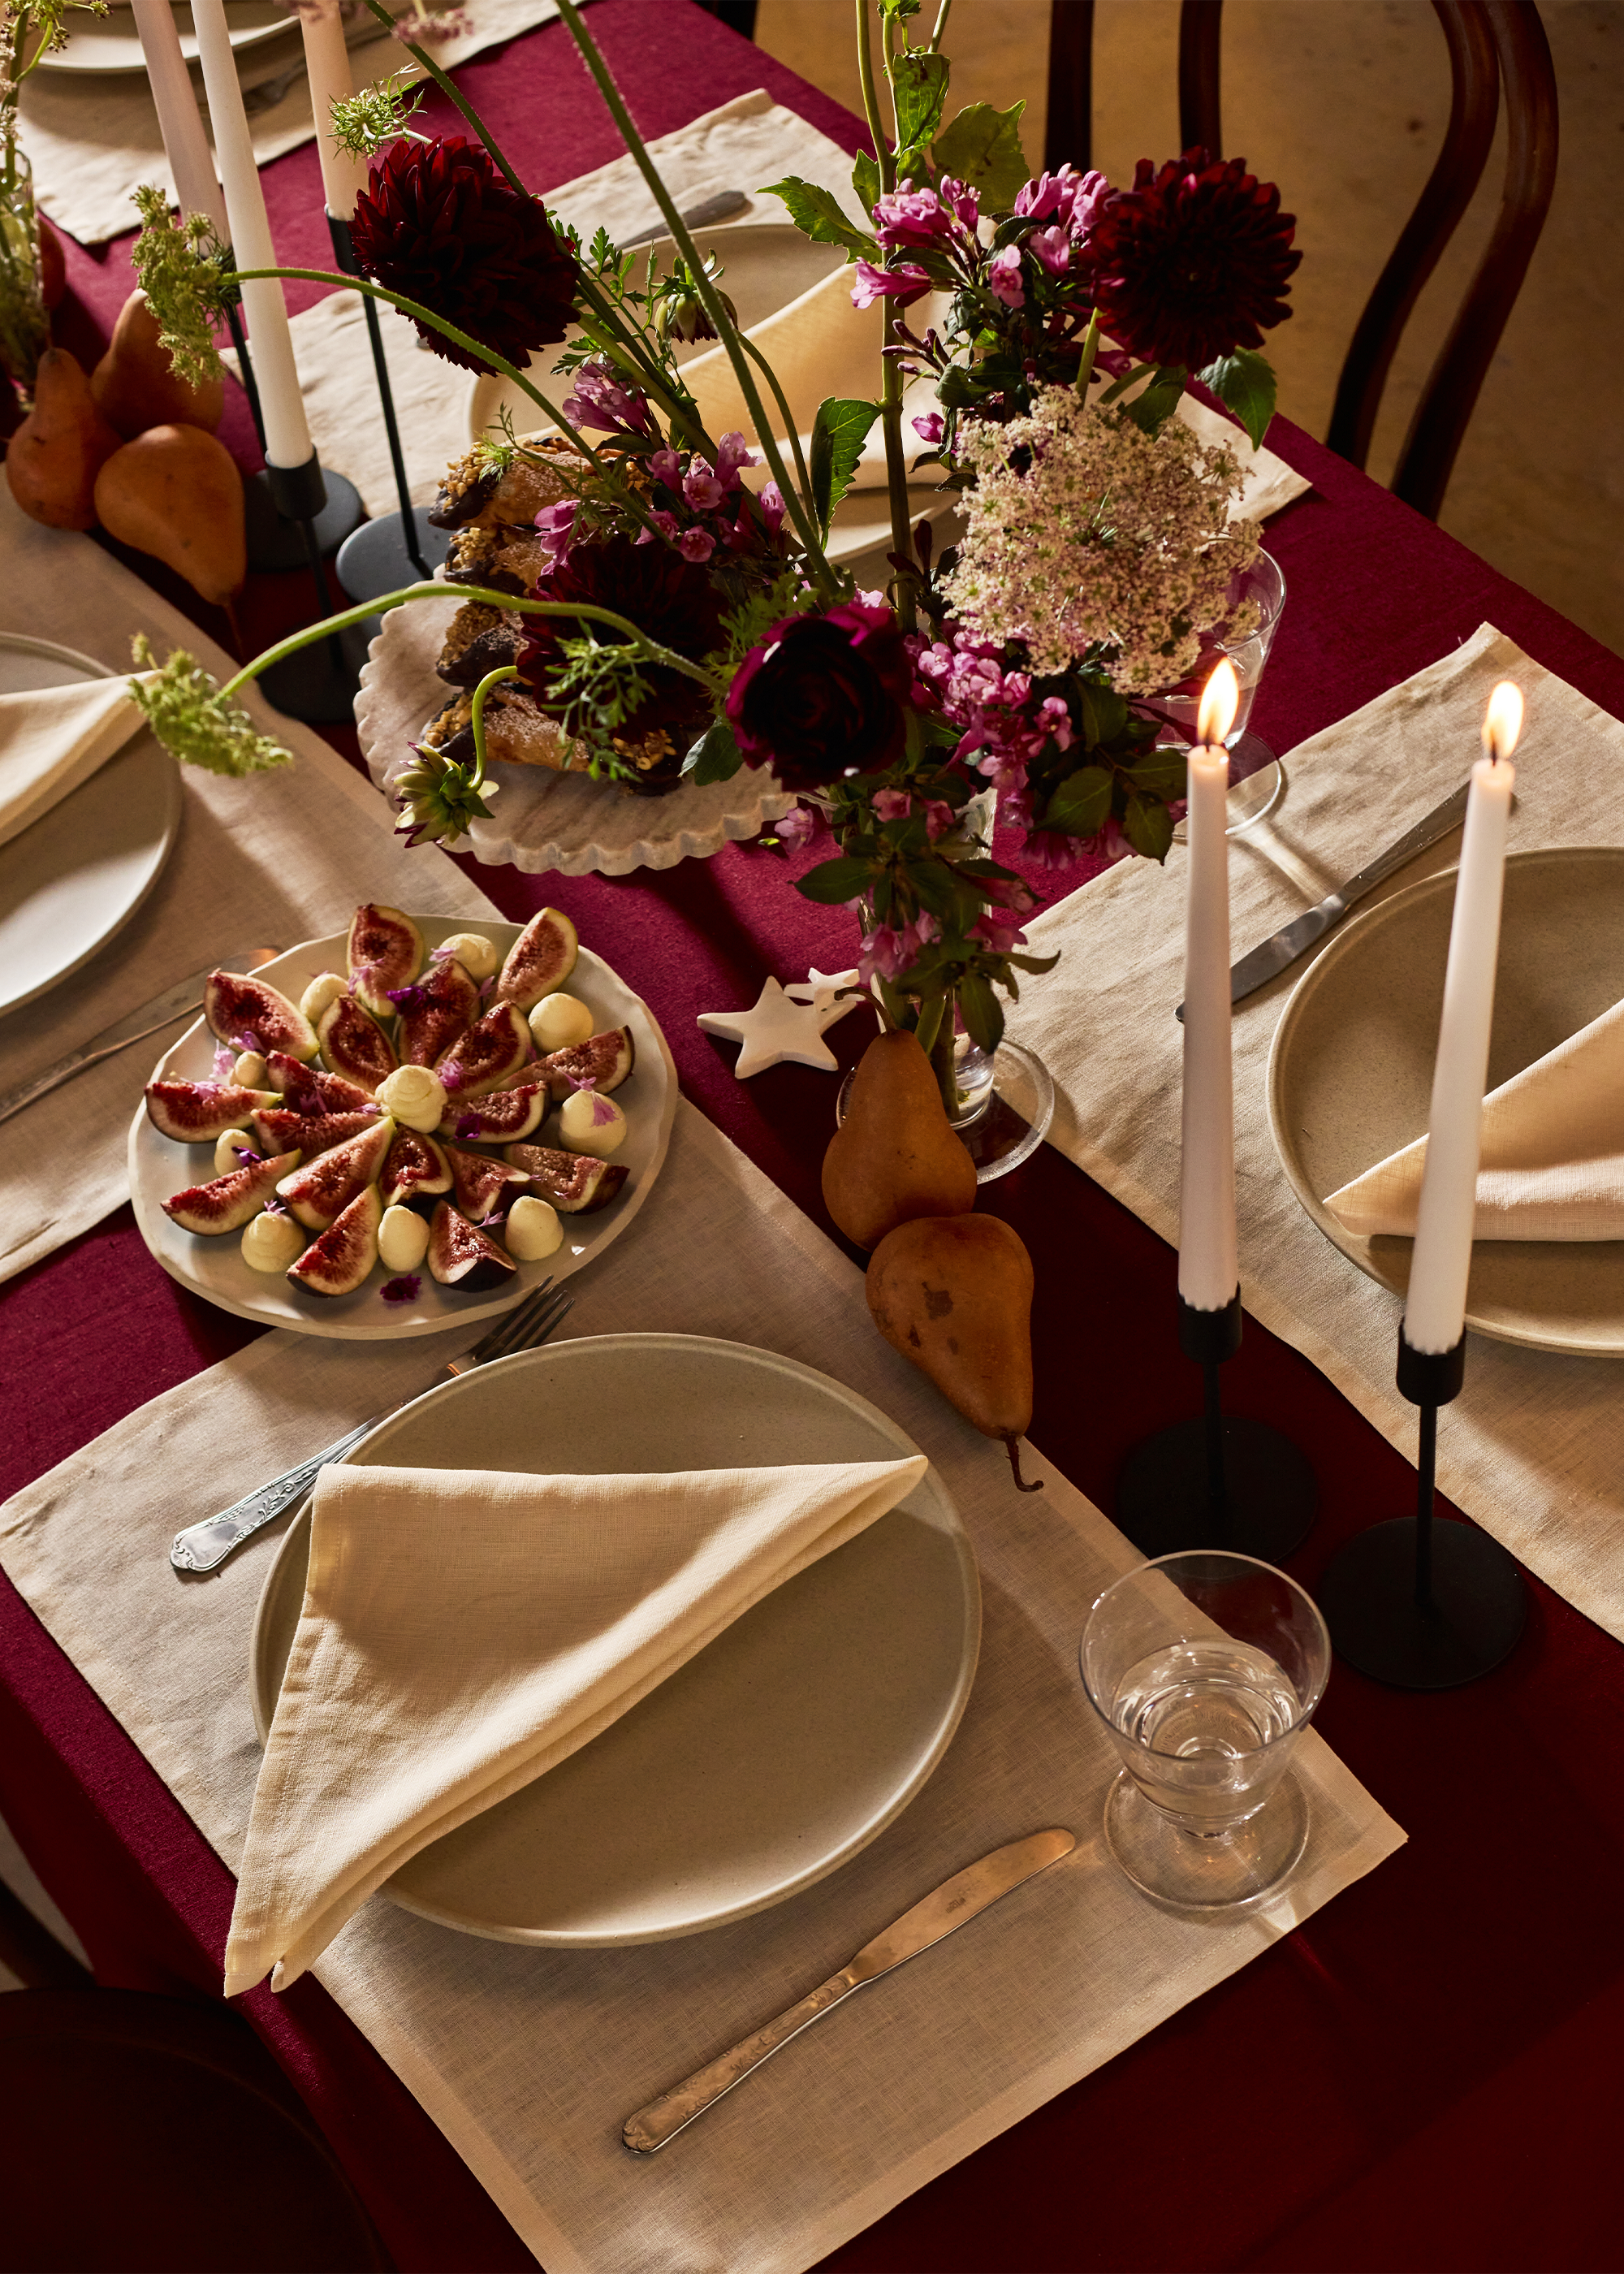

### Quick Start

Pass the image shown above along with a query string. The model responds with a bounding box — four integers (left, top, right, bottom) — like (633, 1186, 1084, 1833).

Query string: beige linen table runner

(1006, 622, 1624, 1643)
(0, 1099, 1403, 2274)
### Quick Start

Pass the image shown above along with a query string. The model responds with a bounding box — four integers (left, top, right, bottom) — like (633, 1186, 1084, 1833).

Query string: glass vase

(0, 142, 50, 397)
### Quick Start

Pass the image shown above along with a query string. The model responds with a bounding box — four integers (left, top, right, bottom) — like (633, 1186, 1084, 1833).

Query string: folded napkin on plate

(1324, 996, 1624, 1240)
(0, 675, 149, 851)
(224, 1450, 928, 1995)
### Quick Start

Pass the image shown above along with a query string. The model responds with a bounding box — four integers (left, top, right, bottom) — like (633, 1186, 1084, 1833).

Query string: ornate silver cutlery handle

(170, 1420, 376, 1572)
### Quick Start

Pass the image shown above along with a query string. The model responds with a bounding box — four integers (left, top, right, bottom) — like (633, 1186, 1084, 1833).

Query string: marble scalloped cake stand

(355, 594, 795, 877)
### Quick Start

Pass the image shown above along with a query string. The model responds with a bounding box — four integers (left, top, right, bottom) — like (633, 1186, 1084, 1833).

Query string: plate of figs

(127, 905, 676, 1340)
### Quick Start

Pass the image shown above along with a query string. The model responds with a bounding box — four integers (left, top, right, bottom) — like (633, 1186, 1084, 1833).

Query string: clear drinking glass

(1078, 1550, 1330, 1910)
(1159, 549, 1288, 837)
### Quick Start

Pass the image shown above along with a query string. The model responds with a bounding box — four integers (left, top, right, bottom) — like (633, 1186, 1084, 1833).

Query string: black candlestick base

(335, 510, 449, 603)
(244, 466, 365, 573)
(1317, 1515, 1525, 1689)
(1114, 1414, 1319, 1562)
(259, 634, 361, 724)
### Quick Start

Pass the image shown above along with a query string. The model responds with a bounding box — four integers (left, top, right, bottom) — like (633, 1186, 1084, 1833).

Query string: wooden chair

(1044, 0, 1559, 521)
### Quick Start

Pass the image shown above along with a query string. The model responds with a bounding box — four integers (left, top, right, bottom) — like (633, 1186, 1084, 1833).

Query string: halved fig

(435, 1001, 529, 1097)
(264, 1053, 374, 1112)
(395, 956, 479, 1066)
(495, 907, 579, 1010)
(427, 1200, 517, 1291)
(317, 994, 399, 1096)
(275, 1117, 395, 1231)
(348, 904, 425, 1019)
(531, 1027, 634, 1103)
(162, 1148, 302, 1235)
(444, 1140, 531, 1221)
(437, 1083, 548, 1143)
(145, 1079, 280, 1143)
(203, 971, 317, 1062)
(380, 1127, 452, 1210)
(503, 1142, 629, 1215)
(252, 1106, 379, 1160)
(287, 1184, 382, 1298)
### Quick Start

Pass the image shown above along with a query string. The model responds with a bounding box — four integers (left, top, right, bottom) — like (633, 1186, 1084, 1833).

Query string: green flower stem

(355, 0, 529, 197)
(878, 322, 915, 629)
(466, 662, 520, 793)
(927, 0, 952, 52)
(552, 0, 837, 599)
(739, 333, 815, 521)
(854, 0, 895, 197)
(1074, 306, 1101, 400)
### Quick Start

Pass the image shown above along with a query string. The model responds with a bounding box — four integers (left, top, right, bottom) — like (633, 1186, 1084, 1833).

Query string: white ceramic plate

(0, 633, 182, 1018)
(40, 0, 296, 72)
(127, 915, 676, 1339)
(250, 1333, 982, 1947)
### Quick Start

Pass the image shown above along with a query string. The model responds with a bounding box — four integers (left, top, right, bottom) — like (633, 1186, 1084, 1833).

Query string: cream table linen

(1006, 622, 1624, 1643)
(0, 673, 149, 850)
(0, 483, 494, 1284)
(227, 1453, 927, 1995)
(0, 1099, 1403, 2274)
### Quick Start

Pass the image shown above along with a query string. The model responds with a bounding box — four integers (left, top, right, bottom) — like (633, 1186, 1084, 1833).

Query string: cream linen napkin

(224, 1450, 927, 1996)
(0, 675, 150, 851)
(1326, 994, 1624, 1239)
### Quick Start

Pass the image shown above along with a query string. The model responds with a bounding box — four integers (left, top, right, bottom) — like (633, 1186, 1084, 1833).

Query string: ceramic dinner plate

(127, 915, 676, 1339)
(249, 1333, 982, 1947)
(1268, 845, 1624, 1355)
(40, 0, 296, 71)
(0, 633, 182, 1019)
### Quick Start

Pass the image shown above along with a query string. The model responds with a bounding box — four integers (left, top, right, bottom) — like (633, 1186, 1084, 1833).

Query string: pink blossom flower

(873, 179, 954, 249)
(971, 908, 1030, 953)
(1030, 224, 1072, 276)
(758, 481, 785, 533)
(648, 447, 681, 487)
(922, 799, 957, 841)
(871, 787, 911, 821)
(987, 245, 1025, 309)
(562, 358, 651, 437)
(774, 803, 817, 847)
(634, 508, 680, 547)
(858, 911, 940, 984)
(715, 432, 758, 486)
(211, 1043, 235, 1081)
(678, 526, 716, 563)
(851, 260, 932, 310)
(533, 499, 577, 565)
(940, 176, 980, 229)
(683, 457, 726, 512)
(912, 410, 945, 445)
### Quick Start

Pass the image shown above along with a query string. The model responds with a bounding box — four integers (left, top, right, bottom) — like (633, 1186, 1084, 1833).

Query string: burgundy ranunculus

(350, 136, 577, 375)
(728, 599, 914, 792)
(518, 535, 723, 750)
(1089, 149, 1301, 372)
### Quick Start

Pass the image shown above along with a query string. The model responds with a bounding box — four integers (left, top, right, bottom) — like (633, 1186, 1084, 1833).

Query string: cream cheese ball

(376, 1063, 447, 1133)
(529, 992, 594, 1053)
(378, 1204, 431, 1273)
(242, 1209, 304, 1273)
(436, 931, 499, 982)
(503, 1195, 564, 1260)
(214, 1126, 254, 1176)
(299, 970, 347, 1023)
(559, 1087, 626, 1158)
(231, 1049, 268, 1089)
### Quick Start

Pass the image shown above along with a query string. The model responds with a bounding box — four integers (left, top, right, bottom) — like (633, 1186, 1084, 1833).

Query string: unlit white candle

(191, 0, 312, 469)
(1404, 748, 1517, 1353)
(298, 0, 369, 220)
(130, 0, 227, 234)
(1178, 737, 1238, 1312)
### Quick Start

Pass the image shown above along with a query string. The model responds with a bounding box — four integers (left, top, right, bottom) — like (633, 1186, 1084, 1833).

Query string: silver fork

(169, 1278, 574, 1574)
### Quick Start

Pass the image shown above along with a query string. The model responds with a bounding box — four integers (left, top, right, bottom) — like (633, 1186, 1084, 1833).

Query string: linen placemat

(17, 0, 566, 249)
(0, 485, 492, 1285)
(0, 1098, 1403, 2274)
(1007, 622, 1624, 1642)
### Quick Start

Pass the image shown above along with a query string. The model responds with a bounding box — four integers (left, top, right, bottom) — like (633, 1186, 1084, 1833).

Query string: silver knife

(621, 188, 750, 249)
(0, 948, 279, 1126)
(622, 1827, 1076, 2154)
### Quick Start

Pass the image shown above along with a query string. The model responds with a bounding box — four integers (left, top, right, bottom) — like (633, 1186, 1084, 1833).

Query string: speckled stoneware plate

(127, 914, 675, 1340)
(250, 1334, 982, 1948)
(1268, 845, 1624, 1355)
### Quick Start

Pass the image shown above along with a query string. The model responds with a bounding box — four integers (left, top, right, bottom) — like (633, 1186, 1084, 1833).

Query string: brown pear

(866, 1213, 1043, 1491)
(822, 1028, 978, 1249)
(4, 348, 121, 530)
(93, 425, 246, 605)
(92, 291, 223, 437)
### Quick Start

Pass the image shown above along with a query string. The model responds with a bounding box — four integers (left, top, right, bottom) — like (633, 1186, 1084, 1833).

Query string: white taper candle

(1403, 682, 1523, 1354)
(1178, 660, 1241, 1312)
(190, 0, 313, 469)
(130, 0, 227, 235)
(297, 0, 369, 220)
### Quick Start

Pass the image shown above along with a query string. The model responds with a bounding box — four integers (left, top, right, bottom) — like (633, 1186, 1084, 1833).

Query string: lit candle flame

(1196, 658, 1240, 750)
(1482, 681, 1523, 764)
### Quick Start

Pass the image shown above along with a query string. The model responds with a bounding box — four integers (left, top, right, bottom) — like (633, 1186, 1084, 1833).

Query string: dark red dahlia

(727, 599, 914, 793)
(517, 535, 724, 746)
(1089, 149, 1300, 372)
(350, 136, 577, 375)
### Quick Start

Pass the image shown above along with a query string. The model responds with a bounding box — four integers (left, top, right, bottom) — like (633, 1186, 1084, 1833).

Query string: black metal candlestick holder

(224, 300, 265, 453)
(1114, 1289, 1319, 1561)
(255, 455, 362, 724)
(1316, 1329, 1526, 1688)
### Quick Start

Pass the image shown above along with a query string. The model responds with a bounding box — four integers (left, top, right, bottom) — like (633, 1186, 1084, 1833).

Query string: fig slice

(287, 1184, 382, 1298)
(435, 1001, 530, 1097)
(495, 907, 579, 1010)
(162, 1148, 302, 1235)
(203, 971, 317, 1062)
(145, 1079, 280, 1143)
(252, 1106, 380, 1160)
(380, 1127, 452, 1210)
(427, 1200, 517, 1291)
(531, 1026, 635, 1103)
(316, 994, 399, 1096)
(263, 1053, 374, 1112)
(444, 1140, 531, 1221)
(274, 1116, 395, 1231)
(395, 956, 479, 1066)
(437, 1083, 548, 1143)
(503, 1142, 628, 1215)
(348, 903, 426, 1019)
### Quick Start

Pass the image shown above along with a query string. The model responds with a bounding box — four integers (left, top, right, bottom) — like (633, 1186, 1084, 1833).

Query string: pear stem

(1006, 1437, 1043, 1494)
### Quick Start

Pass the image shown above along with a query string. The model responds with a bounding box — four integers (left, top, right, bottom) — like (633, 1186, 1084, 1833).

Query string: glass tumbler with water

(1079, 1551, 1330, 1910)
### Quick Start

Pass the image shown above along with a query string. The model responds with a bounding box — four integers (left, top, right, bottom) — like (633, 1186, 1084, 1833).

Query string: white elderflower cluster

(942, 387, 1261, 692)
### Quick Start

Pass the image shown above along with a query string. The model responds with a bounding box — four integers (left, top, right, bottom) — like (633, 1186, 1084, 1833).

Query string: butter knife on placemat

(622, 1827, 1076, 2152)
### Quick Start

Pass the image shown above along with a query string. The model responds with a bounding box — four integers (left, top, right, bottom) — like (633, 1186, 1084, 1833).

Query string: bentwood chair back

(1045, 0, 1559, 521)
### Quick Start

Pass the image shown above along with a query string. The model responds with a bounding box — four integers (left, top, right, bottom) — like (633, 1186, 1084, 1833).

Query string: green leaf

(906, 858, 959, 919)
(794, 854, 876, 906)
(762, 177, 877, 262)
(932, 100, 1029, 209)
(852, 149, 882, 216)
(1122, 365, 1187, 436)
(892, 49, 951, 153)
(1041, 764, 1112, 838)
(1121, 753, 1188, 801)
(683, 718, 745, 785)
(1122, 791, 1175, 862)
(1074, 681, 1128, 747)
(957, 969, 1005, 1054)
(957, 856, 1021, 882)
(1006, 950, 1061, 975)
(808, 396, 882, 530)
(1198, 347, 1276, 452)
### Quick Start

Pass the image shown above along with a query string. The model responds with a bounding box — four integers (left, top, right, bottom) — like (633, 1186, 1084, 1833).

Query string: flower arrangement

(1, 0, 106, 387)
(127, 0, 1298, 1109)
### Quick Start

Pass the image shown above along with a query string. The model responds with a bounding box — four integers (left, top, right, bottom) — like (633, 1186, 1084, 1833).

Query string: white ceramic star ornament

(698, 972, 863, 1079)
